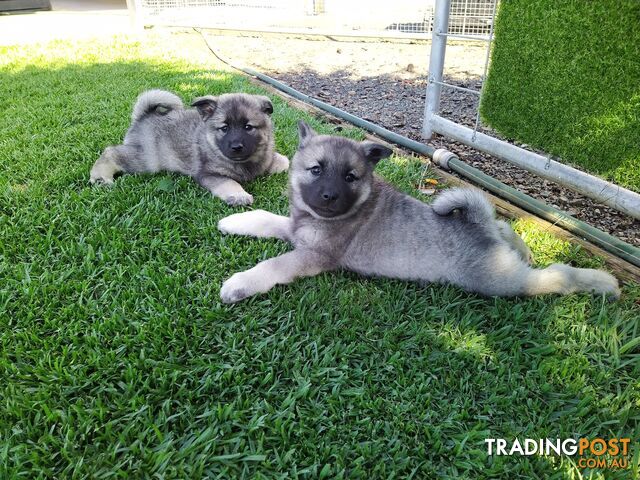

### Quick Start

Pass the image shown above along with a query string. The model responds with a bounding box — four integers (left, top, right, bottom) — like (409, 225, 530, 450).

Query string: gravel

(206, 32, 639, 246)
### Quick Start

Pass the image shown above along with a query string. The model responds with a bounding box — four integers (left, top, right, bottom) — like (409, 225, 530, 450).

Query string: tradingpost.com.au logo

(485, 437, 632, 470)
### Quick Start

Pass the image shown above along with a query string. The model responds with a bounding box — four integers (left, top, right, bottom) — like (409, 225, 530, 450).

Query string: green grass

(0, 35, 639, 479)
(480, 0, 640, 192)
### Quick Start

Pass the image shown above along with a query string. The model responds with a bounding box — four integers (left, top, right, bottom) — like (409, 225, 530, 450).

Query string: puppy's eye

(309, 165, 322, 176)
(218, 125, 229, 133)
(244, 124, 254, 131)
(345, 173, 357, 183)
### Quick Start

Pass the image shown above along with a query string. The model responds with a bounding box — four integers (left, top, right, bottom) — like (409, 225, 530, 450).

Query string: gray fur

(90, 89, 289, 205)
(217, 121, 620, 303)
(131, 89, 183, 122)
(432, 188, 494, 224)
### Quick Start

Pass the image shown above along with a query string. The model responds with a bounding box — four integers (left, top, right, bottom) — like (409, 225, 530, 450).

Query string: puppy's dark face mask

(192, 94, 273, 162)
(292, 121, 392, 219)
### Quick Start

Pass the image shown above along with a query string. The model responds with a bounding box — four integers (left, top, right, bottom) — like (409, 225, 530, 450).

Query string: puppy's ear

(297, 120, 317, 147)
(191, 96, 218, 120)
(258, 96, 274, 115)
(361, 142, 393, 165)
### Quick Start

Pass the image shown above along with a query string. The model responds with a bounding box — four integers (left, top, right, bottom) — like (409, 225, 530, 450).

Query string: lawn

(1, 35, 639, 479)
(481, 0, 640, 192)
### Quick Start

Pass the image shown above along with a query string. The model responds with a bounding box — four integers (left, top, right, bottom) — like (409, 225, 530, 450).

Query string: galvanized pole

(126, 0, 144, 31)
(422, 0, 451, 139)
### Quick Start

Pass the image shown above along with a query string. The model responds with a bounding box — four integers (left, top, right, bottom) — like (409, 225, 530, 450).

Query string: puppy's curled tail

(131, 90, 183, 122)
(432, 187, 495, 224)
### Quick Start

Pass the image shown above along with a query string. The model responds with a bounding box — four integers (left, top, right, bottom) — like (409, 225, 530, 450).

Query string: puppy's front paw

(223, 191, 253, 206)
(218, 212, 252, 235)
(270, 153, 290, 174)
(220, 272, 254, 304)
(89, 159, 118, 186)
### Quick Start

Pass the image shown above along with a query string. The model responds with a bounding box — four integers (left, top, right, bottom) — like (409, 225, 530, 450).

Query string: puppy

(90, 89, 289, 205)
(217, 121, 620, 303)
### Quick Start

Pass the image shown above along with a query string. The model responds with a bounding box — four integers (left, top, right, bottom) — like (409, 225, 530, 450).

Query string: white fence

(131, 0, 495, 39)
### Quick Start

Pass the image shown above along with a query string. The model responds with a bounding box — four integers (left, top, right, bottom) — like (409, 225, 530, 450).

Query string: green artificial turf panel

(480, 0, 640, 192)
(1, 35, 639, 479)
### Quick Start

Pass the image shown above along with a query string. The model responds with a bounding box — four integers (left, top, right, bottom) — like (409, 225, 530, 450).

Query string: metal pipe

(432, 81, 480, 95)
(422, 0, 451, 139)
(433, 150, 640, 267)
(437, 33, 491, 41)
(430, 115, 640, 220)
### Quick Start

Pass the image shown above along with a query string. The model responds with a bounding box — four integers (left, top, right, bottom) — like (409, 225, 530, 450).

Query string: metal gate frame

(421, 0, 640, 219)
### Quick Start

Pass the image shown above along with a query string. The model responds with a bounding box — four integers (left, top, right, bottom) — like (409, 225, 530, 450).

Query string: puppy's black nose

(231, 143, 244, 152)
(321, 191, 338, 202)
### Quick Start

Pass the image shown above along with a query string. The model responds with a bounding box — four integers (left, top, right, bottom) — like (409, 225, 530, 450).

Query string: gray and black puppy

(90, 89, 289, 205)
(217, 121, 619, 303)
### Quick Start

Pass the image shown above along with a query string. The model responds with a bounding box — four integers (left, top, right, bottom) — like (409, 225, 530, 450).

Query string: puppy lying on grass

(217, 121, 620, 303)
(90, 90, 289, 205)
